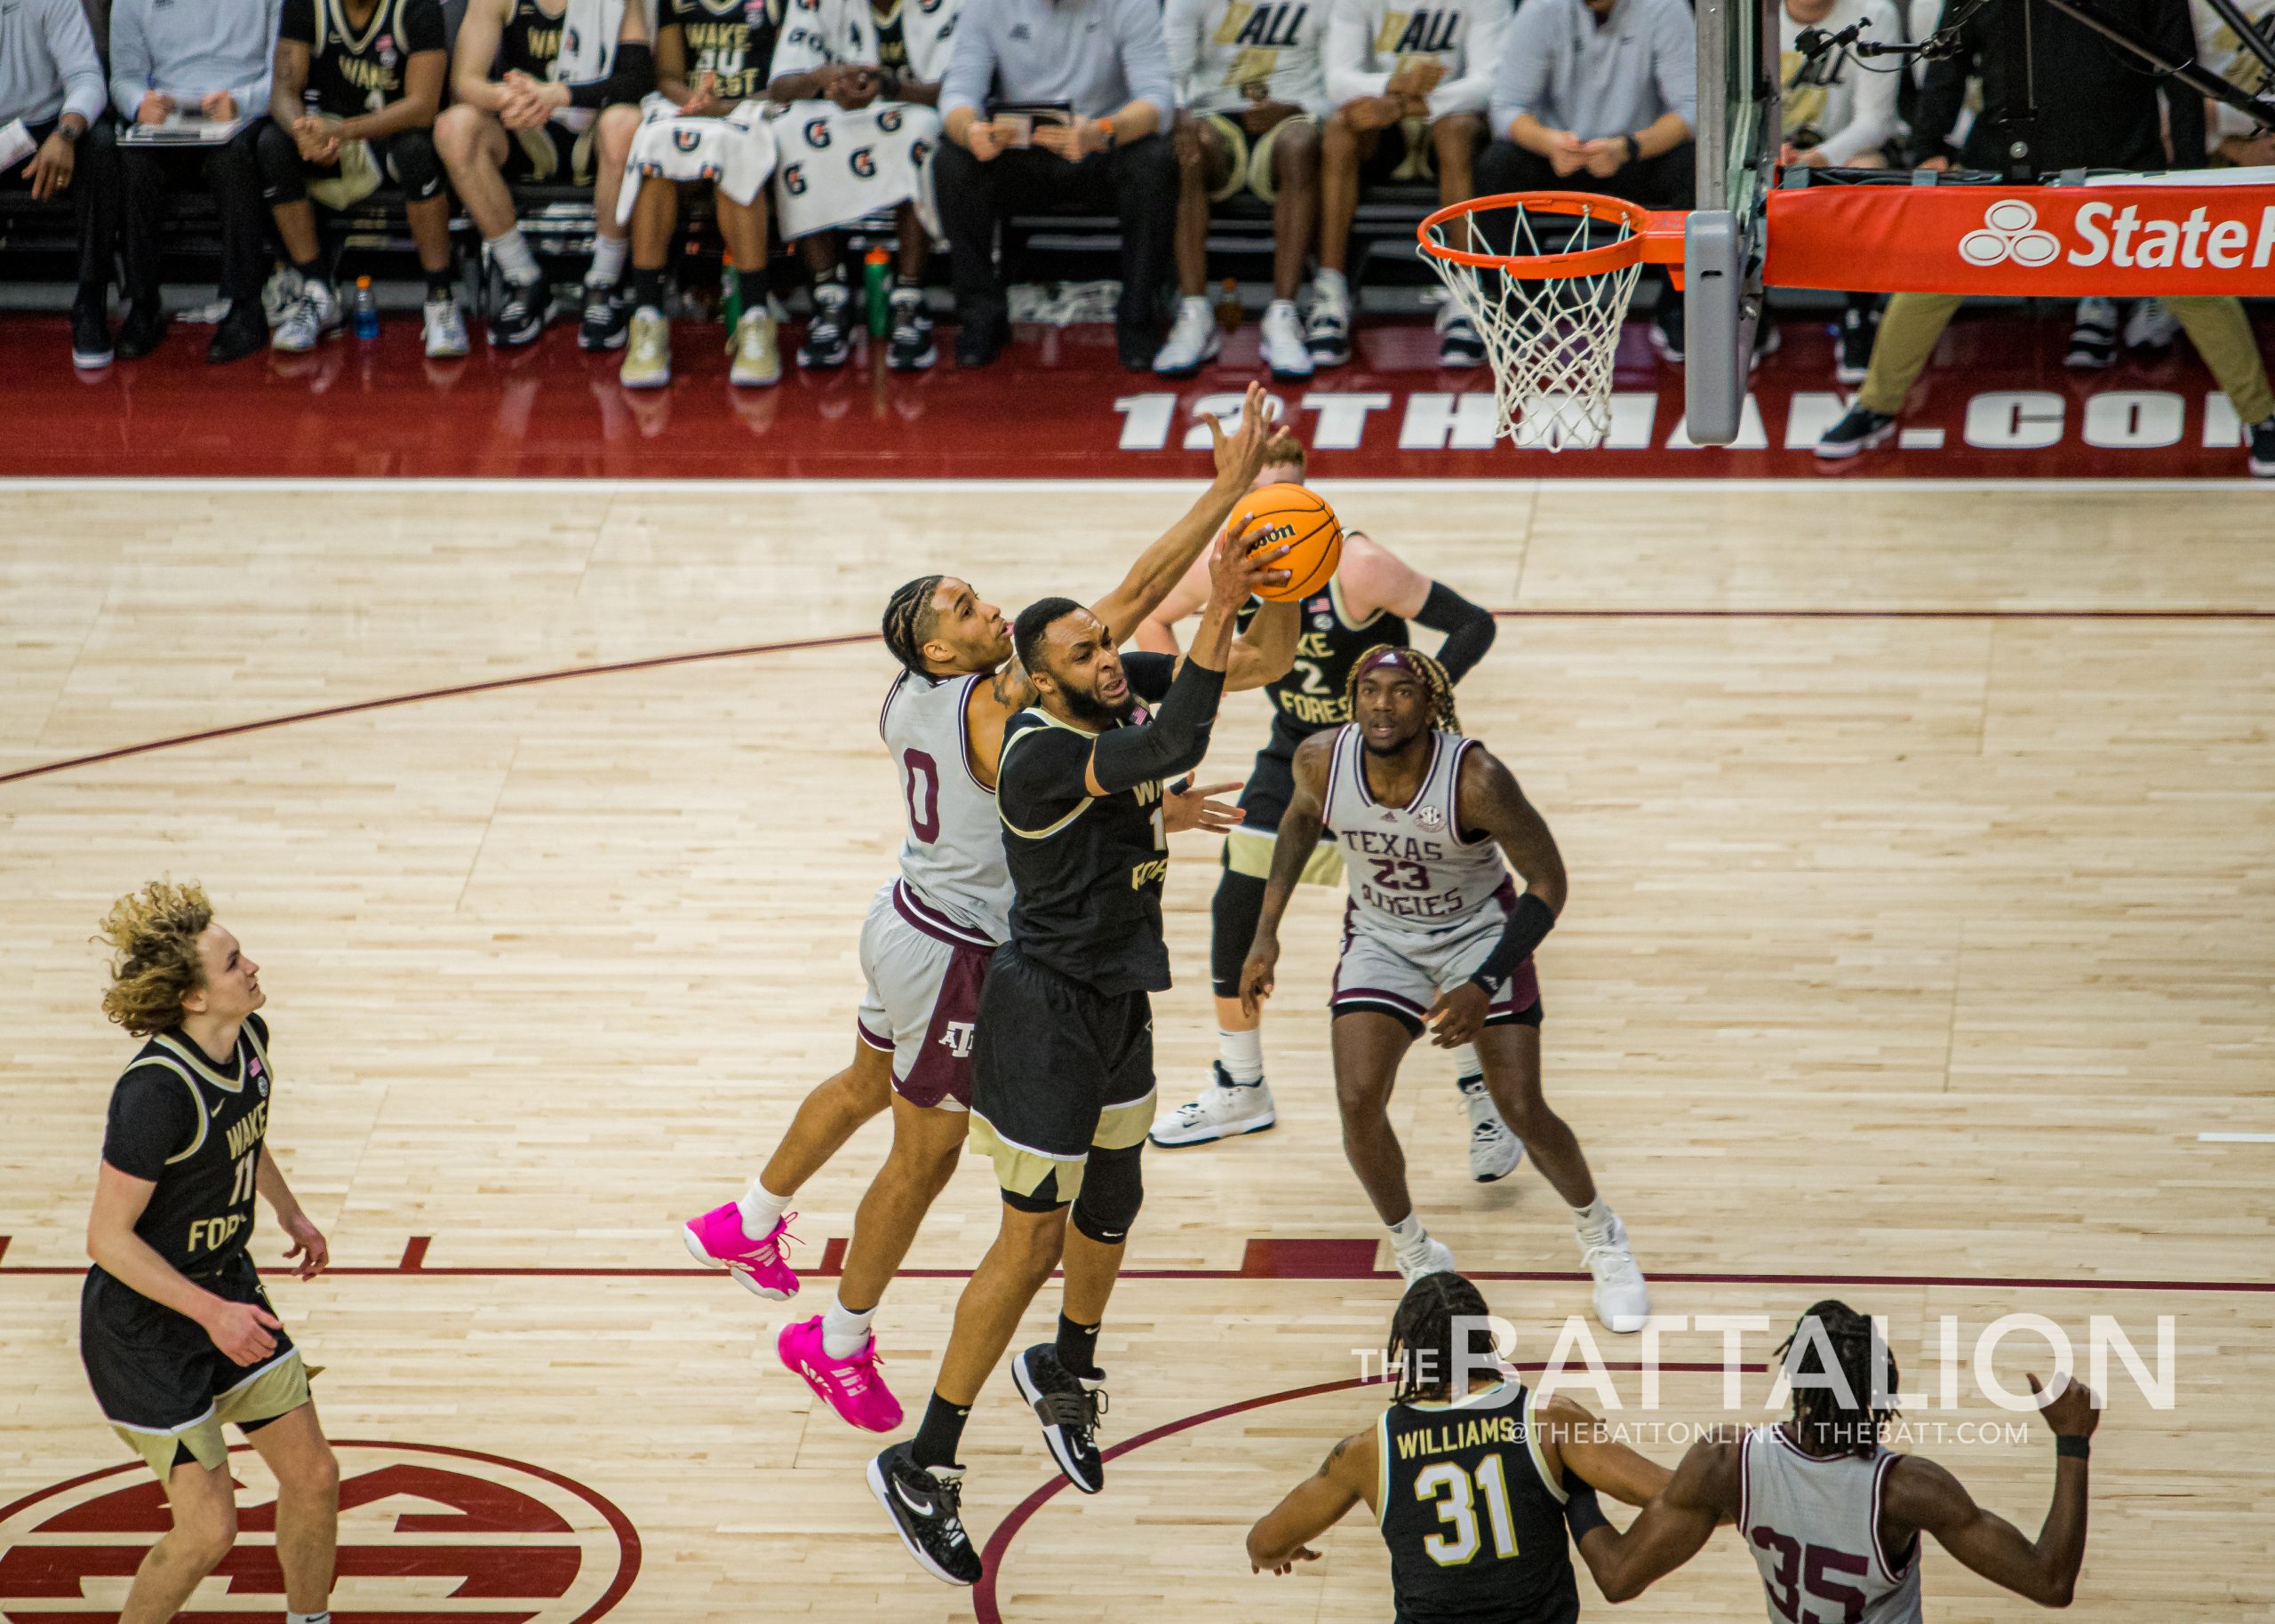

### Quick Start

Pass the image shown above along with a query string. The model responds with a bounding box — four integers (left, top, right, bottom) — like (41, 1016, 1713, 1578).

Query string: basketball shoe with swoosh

(778, 1315, 903, 1431)
(869, 1442, 982, 1586)
(1012, 1344, 1107, 1493)
(681, 1201, 800, 1299)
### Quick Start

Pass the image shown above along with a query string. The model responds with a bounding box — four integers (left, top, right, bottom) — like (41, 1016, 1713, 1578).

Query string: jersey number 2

(1415, 1455, 1518, 1566)
(902, 749, 940, 843)
(1751, 1527, 1870, 1623)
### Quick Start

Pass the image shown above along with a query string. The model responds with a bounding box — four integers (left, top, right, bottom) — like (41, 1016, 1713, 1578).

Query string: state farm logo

(0, 1441, 638, 1621)
(1960, 199, 2061, 268)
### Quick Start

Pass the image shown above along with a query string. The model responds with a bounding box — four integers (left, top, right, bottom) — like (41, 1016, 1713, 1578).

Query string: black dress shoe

(1116, 326, 1157, 371)
(207, 308, 267, 364)
(71, 303, 114, 369)
(954, 315, 1005, 368)
(115, 304, 167, 360)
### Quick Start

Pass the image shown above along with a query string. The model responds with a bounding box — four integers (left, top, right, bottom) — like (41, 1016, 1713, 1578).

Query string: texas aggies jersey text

(282, 0, 448, 117)
(1164, 0, 1330, 117)
(668, 0, 786, 103)
(95, 1015, 278, 1277)
(879, 668, 1014, 945)
(1326, 724, 1511, 939)
(1250, 574, 1409, 748)
(1739, 1424, 1925, 1624)
(1378, 1381, 1581, 1624)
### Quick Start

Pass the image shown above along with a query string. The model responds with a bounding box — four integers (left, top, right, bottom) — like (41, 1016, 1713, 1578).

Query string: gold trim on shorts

(1200, 111, 1317, 204)
(110, 1350, 311, 1478)
(1225, 825, 1346, 884)
(970, 1091, 1157, 1206)
(512, 120, 600, 186)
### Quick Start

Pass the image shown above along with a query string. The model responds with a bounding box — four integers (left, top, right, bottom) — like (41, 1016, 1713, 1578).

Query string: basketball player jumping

(1247, 1272, 1673, 1624)
(682, 386, 1293, 1433)
(81, 882, 341, 1624)
(1240, 648, 1649, 1329)
(1135, 431, 1506, 1170)
(1560, 1301, 2099, 1617)
(869, 525, 1290, 1586)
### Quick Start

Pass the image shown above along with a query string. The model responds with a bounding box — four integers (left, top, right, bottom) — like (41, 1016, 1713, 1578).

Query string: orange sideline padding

(1764, 179, 2275, 296)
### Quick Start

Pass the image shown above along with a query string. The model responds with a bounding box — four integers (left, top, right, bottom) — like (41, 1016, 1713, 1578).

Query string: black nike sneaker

(867, 1441, 982, 1586)
(491, 274, 550, 348)
(578, 279, 633, 352)
(1012, 1344, 1106, 1493)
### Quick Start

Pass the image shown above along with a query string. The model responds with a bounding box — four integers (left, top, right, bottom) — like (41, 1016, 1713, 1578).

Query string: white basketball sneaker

(1153, 296, 1220, 377)
(1258, 298, 1313, 380)
(1458, 1076, 1523, 1182)
(1395, 1233, 1457, 1284)
(1577, 1214, 1650, 1333)
(1149, 1064, 1274, 1146)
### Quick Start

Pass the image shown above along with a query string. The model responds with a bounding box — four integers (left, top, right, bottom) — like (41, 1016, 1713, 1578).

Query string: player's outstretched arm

(1339, 537, 1497, 684)
(1538, 1394, 1672, 1509)
(1423, 748, 1568, 1047)
(1131, 554, 1211, 657)
(1885, 1373, 2097, 1608)
(1224, 599, 1300, 692)
(1565, 1436, 1733, 1604)
(1090, 384, 1275, 645)
(255, 1144, 330, 1279)
(1238, 731, 1334, 1015)
(1247, 1429, 1374, 1574)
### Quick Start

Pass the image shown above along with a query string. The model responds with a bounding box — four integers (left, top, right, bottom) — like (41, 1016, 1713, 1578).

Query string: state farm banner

(1764, 172, 2275, 296)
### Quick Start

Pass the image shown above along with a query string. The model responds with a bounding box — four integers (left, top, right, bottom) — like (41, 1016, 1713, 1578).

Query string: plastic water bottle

(351, 276, 380, 339)
(722, 251, 745, 330)
(864, 246, 891, 338)
(1215, 276, 1242, 332)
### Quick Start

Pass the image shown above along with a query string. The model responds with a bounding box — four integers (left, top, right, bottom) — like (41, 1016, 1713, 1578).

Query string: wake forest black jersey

(1247, 574, 1409, 752)
(1378, 1381, 1580, 1624)
(96, 1015, 276, 1277)
(995, 652, 1183, 998)
(667, 0, 785, 103)
(499, 0, 569, 79)
(872, 0, 909, 75)
(281, 0, 448, 116)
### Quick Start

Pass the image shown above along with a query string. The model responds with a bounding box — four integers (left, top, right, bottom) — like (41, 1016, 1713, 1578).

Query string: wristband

(1622, 132, 1639, 166)
(1467, 891, 1556, 994)
(1561, 1477, 1612, 1540)
(2055, 1434, 2090, 1461)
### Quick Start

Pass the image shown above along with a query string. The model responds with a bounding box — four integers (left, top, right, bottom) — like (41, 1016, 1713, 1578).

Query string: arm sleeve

(1427, 0, 1505, 117)
(939, 0, 994, 116)
(1089, 657, 1225, 792)
(1648, 0, 1696, 130)
(1162, 0, 1201, 106)
(108, 0, 147, 123)
(1122, 651, 1179, 704)
(1411, 581, 1497, 683)
(402, 0, 448, 53)
(568, 38, 654, 105)
(1115, 0, 1174, 124)
(1325, 0, 1389, 105)
(101, 1068, 198, 1182)
(44, 0, 109, 123)
(2154, 0, 2205, 167)
(1490, 0, 1551, 131)
(1469, 890, 1556, 991)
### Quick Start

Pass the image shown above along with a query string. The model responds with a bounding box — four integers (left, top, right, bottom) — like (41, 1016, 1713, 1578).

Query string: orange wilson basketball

(1231, 484, 1342, 602)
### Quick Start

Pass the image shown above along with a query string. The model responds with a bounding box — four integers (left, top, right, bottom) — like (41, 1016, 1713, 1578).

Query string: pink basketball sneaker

(682, 1201, 801, 1301)
(779, 1315, 904, 1433)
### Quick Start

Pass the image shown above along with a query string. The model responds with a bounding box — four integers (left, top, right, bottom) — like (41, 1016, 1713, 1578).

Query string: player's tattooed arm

(961, 657, 1037, 787)
(1238, 732, 1334, 1015)
(1247, 1429, 1372, 1574)
(1457, 748, 1568, 918)
(1568, 1436, 1733, 1603)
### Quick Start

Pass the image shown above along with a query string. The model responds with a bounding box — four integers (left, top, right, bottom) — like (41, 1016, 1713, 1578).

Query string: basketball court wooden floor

(2, 477, 2271, 1622)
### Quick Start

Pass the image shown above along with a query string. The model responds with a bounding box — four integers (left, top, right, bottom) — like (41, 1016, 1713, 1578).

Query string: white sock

(288, 1612, 331, 1624)
(1387, 1212, 1427, 1253)
(587, 233, 628, 287)
(1571, 1198, 1614, 1239)
(1217, 1027, 1265, 1086)
(1314, 267, 1349, 306)
(737, 1179, 790, 1238)
(1179, 292, 1211, 316)
(822, 1295, 879, 1359)
(1452, 1046, 1484, 1091)
(485, 227, 539, 286)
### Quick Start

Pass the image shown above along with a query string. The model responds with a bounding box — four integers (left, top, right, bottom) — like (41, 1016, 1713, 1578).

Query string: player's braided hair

(882, 574, 946, 675)
(1388, 1270, 1497, 1405)
(1780, 1300, 1899, 1459)
(94, 880, 214, 1037)
(1346, 645, 1460, 733)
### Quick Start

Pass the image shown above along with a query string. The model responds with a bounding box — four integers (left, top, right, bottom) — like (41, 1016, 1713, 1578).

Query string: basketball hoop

(1418, 193, 1685, 451)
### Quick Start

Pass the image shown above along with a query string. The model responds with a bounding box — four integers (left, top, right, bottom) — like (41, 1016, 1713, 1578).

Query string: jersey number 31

(1415, 1455, 1519, 1566)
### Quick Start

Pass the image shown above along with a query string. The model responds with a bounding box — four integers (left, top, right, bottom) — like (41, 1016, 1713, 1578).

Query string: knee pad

(388, 130, 444, 201)
(1210, 864, 1267, 999)
(1070, 1142, 1144, 1246)
(254, 121, 307, 204)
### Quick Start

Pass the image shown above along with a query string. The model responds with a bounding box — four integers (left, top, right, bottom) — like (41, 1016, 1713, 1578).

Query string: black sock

(1056, 1314, 1102, 1380)
(292, 255, 324, 283)
(425, 267, 455, 300)
(911, 1390, 971, 1470)
(633, 267, 667, 312)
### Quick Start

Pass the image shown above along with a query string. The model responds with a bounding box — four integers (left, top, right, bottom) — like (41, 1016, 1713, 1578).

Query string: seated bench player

(0, 0, 118, 368)
(1313, 0, 1506, 370)
(259, 0, 465, 357)
(435, 0, 653, 350)
(616, 0, 790, 389)
(765, 0, 958, 371)
(1153, 0, 1329, 380)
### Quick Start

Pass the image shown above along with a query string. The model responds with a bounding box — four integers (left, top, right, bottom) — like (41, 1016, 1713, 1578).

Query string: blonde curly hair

(95, 880, 215, 1036)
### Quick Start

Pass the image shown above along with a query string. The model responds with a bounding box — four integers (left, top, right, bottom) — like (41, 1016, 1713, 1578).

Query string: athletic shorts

(855, 880, 994, 1111)
(506, 117, 599, 187)
(81, 1254, 311, 1477)
(1353, 114, 1483, 185)
(969, 945, 1154, 1209)
(1331, 903, 1543, 1039)
(1199, 109, 1316, 203)
(1223, 734, 1345, 885)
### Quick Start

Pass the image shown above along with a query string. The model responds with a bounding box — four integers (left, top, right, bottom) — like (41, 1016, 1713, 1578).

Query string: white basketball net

(1422, 199, 1646, 452)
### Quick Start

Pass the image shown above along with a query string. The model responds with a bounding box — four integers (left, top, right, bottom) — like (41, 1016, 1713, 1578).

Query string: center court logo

(1959, 199, 2062, 269)
(0, 1441, 639, 1623)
